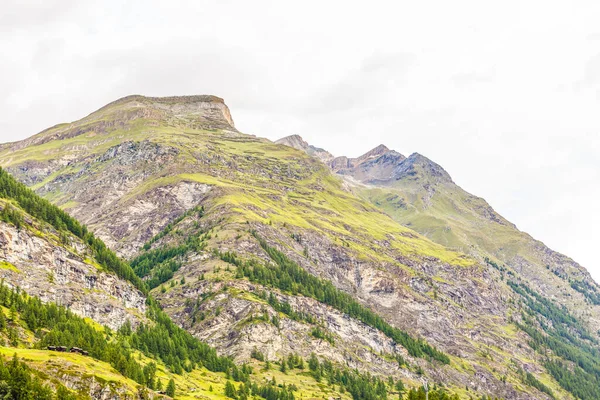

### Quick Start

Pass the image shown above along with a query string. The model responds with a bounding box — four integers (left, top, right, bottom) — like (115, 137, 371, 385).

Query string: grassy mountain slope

(351, 153, 600, 333)
(0, 95, 589, 399)
(0, 168, 374, 400)
(279, 136, 600, 400)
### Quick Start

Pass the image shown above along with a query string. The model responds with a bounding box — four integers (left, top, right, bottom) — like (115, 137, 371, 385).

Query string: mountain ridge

(1, 95, 599, 399)
(275, 134, 334, 163)
(275, 134, 597, 286)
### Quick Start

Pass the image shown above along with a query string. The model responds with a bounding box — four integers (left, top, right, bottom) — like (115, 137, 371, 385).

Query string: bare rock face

(11, 140, 212, 259)
(275, 134, 334, 163)
(388, 153, 453, 184)
(140, 95, 236, 129)
(328, 147, 453, 186)
(162, 279, 410, 377)
(0, 216, 145, 330)
(45, 364, 136, 400)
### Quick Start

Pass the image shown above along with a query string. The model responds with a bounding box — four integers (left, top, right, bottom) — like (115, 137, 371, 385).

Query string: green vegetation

(0, 204, 24, 228)
(519, 370, 555, 400)
(0, 281, 237, 390)
(0, 346, 141, 398)
(142, 205, 205, 251)
(306, 352, 387, 400)
(509, 281, 600, 399)
(166, 378, 176, 397)
(405, 386, 461, 400)
(132, 234, 207, 289)
(226, 380, 296, 400)
(310, 326, 335, 344)
(263, 291, 316, 325)
(0, 167, 146, 293)
(219, 232, 450, 364)
(135, 303, 240, 376)
(570, 279, 600, 305)
(0, 353, 54, 399)
(0, 261, 19, 273)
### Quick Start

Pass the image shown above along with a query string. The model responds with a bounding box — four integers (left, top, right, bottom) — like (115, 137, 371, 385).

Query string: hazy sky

(2, 1, 599, 281)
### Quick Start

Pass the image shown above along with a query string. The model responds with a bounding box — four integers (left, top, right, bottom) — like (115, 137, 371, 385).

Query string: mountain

(0, 167, 360, 400)
(1, 95, 600, 399)
(292, 137, 597, 298)
(281, 135, 600, 397)
(0, 192, 145, 330)
(275, 134, 334, 163)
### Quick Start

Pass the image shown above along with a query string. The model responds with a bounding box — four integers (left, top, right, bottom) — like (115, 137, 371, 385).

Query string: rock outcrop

(275, 134, 334, 163)
(0, 202, 146, 330)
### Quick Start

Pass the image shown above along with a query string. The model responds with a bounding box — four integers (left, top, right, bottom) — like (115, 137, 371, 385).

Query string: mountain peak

(352, 144, 390, 163)
(275, 135, 334, 163)
(273, 137, 454, 186)
(91, 94, 236, 129)
(367, 144, 390, 156)
(9, 94, 237, 151)
(391, 152, 453, 183)
(275, 134, 310, 150)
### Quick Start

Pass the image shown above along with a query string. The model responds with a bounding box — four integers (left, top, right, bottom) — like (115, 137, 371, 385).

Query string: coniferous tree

(166, 378, 176, 397)
(225, 381, 237, 399)
(280, 358, 287, 373)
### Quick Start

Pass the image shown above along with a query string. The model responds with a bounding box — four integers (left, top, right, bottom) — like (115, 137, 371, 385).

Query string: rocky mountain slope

(1, 95, 599, 399)
(274, 134, 334, 163)
(0, 199, 146, 330)
(0, 167, 365, 400)
(279, 134, 600, 332)
(279, 134, 600, 399)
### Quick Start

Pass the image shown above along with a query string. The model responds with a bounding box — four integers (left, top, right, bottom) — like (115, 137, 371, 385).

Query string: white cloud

(1, 0, 599, 281)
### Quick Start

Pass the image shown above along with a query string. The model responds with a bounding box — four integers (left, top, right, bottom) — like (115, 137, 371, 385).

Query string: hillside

(282, 136, 600, 333)
(0, 95, 598, 399)
(0, 167, 395, 400)
(279, 134, 600, 399)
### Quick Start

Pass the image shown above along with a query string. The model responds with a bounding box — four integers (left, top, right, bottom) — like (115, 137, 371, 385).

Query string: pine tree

(0, 311, 6, 331)
(225, 381, 237, 399)
(308, 353, 319, 371)
(9, 305, 17, 322)
(280, 358, 287, 373)
(395, 379, 405, 399)
(166, 378, 176, 397)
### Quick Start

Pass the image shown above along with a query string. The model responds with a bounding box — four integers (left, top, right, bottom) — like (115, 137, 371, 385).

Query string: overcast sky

(1, 1, 599, 281)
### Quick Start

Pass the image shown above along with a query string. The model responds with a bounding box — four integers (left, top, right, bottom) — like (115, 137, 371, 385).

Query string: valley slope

(1, 95, 598, 399)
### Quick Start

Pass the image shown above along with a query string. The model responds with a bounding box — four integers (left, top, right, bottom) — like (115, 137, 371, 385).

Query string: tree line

(131, 234, 208, 289)
(218, 232, 449, 364)
(0, 167, 146, 293)
(509, 280, 600, 400)
(0, 352, 84, 399)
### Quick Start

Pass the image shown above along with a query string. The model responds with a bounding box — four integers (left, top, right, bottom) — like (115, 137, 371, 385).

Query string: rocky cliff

(0, 200, 146, 329)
